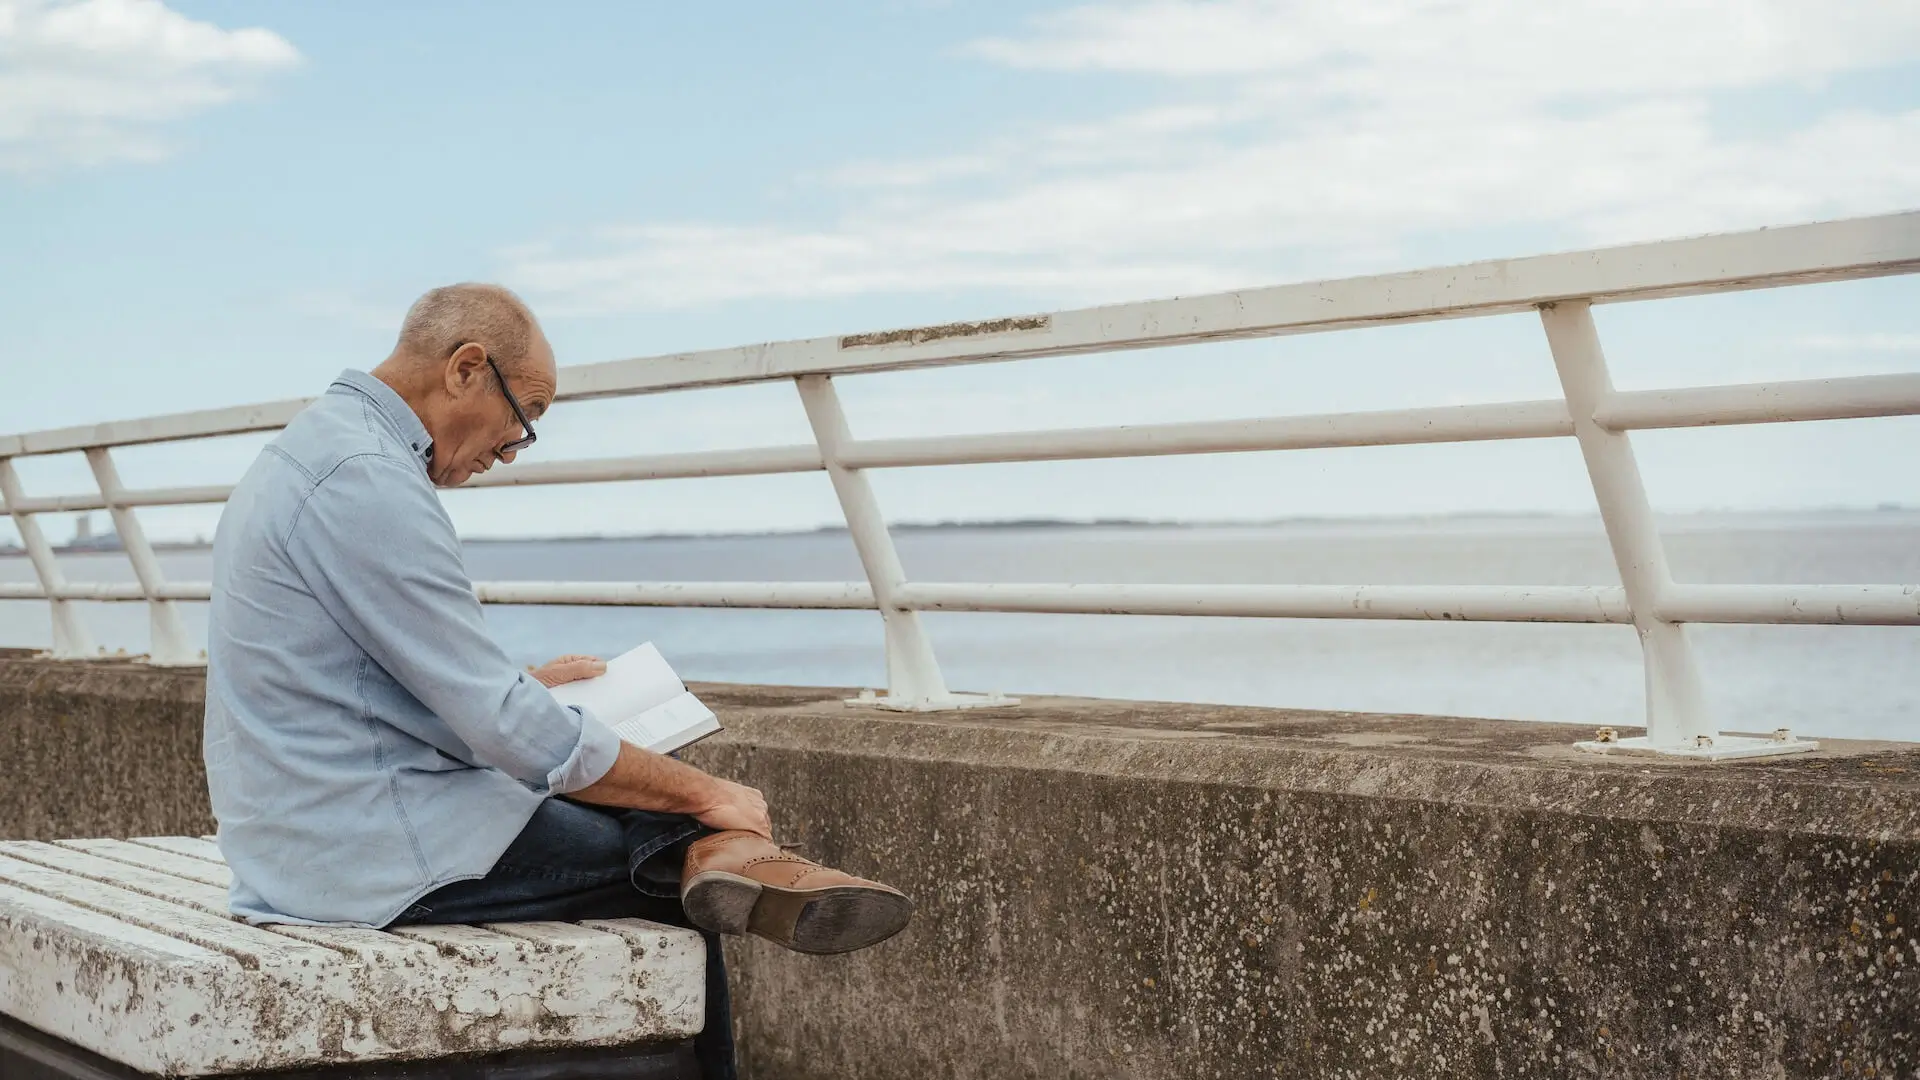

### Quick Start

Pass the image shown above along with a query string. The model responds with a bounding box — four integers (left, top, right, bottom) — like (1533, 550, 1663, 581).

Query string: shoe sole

(682, 870, 914, 955)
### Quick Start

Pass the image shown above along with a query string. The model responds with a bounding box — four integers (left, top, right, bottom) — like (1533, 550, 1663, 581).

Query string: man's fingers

(553, 658, 607, 682)
(742, 789, 771, 838)
(533, 657, 607, 687)
(694, 779, 774, 839)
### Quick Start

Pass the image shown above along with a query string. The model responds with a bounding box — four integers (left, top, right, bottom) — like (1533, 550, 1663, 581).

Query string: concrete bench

(0, 836, 705, 1078)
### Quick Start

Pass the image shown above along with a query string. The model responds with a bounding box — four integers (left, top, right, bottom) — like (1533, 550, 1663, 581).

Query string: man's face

(429, 338, 557, 488)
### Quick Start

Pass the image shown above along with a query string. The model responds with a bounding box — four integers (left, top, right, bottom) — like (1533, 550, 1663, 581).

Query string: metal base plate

(1574, 734, 1820, 760)
(847, 689, 1020, 712)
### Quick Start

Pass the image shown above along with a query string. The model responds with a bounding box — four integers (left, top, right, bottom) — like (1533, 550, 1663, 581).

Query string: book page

(609, 690, 721, 755)
(546, 643, 685, 725)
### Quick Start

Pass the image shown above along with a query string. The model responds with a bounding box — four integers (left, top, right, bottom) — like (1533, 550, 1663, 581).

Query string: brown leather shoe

(680, 832, 913, 955)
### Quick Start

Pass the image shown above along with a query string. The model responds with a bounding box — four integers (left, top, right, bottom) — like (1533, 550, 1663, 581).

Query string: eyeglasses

(482, 350, 538, 454)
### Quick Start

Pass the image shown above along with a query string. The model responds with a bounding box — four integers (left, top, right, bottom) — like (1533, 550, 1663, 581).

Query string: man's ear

(444, 342, 489, 398)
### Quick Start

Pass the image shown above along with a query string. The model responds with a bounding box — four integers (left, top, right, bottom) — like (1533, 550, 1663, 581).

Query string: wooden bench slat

(54, 839, 232, 888)
(263, 922, 441, 959)
(128, 836, 226, 864)
(0, 844, 442, 962)
(0, 842, 231, 915)
(0, 854, 338, 969)
(485, 920, 635, 949)
(386, 922, 565, 959)
(582, 917, 706, 949)
(0, 880, 224, 964)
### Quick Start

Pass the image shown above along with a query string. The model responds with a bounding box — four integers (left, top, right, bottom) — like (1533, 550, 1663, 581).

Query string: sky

(2, 0, 1918, 541)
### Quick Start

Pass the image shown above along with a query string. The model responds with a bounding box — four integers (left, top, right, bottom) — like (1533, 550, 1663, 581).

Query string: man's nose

(498, 447, 519, 465)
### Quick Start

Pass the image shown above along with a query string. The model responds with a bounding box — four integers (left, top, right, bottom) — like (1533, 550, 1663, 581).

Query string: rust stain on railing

(840, 315, 1050, 350)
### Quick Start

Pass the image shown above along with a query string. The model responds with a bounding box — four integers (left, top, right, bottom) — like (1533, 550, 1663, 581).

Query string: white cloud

(0, 0, 298, 172)
(965, 0, 1920, 86)
(508, 0, 1920, 313)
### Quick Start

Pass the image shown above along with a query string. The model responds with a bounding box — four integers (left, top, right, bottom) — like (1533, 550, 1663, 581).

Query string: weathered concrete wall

(0, 650, 213, 840)
(682, 685, 1920, 1080)
(3, 654, 1916, 1078)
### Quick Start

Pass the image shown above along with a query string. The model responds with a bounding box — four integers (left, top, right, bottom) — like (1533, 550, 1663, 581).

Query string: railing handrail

(3, 209, 1917, 758)
(4, 209, 1917, 460)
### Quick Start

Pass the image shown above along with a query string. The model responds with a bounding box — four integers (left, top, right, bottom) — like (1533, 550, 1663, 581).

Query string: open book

(545, 643, 721, 755)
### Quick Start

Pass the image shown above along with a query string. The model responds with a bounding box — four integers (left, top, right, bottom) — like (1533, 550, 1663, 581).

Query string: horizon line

(5, 503, 1912, 553)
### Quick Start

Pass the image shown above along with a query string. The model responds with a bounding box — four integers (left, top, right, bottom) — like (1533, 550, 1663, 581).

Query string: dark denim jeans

(387, 798, 732, 1080)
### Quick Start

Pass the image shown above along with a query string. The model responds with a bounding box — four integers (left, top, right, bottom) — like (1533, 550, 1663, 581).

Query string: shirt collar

(327, 370, 435, 468)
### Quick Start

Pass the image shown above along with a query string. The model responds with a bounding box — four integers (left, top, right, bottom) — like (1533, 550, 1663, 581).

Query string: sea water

(3, 511, 1914, 741)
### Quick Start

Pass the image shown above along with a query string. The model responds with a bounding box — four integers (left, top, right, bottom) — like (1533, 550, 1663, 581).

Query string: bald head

(375, 283, 559, 488)
(396, 283, 542, 377)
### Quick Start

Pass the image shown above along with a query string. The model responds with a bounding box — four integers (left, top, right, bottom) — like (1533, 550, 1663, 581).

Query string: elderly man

(204, 284, 911, 1080)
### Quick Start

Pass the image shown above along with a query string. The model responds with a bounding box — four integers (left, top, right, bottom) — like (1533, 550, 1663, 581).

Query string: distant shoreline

(7, 505, 1911, 556)
(458, 505, 1919, 545)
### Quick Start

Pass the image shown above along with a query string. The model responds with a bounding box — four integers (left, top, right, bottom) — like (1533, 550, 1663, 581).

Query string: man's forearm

(569, 742, 721, 815)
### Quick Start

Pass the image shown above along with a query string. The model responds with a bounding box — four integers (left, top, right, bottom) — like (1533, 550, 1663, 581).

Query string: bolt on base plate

(847, 689, 1020, 712)
(1575, 733, 1820, 760)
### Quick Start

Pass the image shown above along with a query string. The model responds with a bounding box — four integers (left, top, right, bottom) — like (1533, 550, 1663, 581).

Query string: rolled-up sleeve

(285, 453, 620, 794)
(546, 705, 621, 793)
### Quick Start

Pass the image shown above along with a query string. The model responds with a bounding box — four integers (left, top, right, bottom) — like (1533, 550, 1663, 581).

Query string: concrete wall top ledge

(3, 652, 1914, 843)
(689, 682, 1920, 842)
(0, 649, 207, 705)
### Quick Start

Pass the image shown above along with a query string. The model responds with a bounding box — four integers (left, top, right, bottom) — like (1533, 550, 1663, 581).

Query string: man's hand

(528, 654, 606, 688)
(572, 743, 774, 839)
(694, 777, 772, 839)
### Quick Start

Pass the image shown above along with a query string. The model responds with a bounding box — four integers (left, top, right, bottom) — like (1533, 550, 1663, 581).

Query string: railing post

(86, 448, 199, 666)
(794, 375, 1011, 711)
(1540, 301, 1709, 745)
(0, 458, 97, 659)
(1540, 301, 1813, 759)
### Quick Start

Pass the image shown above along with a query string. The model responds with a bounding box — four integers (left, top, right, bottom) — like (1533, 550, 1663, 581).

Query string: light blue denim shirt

(204, 370, 622, 926)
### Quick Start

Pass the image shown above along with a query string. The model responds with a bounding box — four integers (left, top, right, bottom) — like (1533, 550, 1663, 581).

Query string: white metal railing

(4, 212, 1918, 759)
